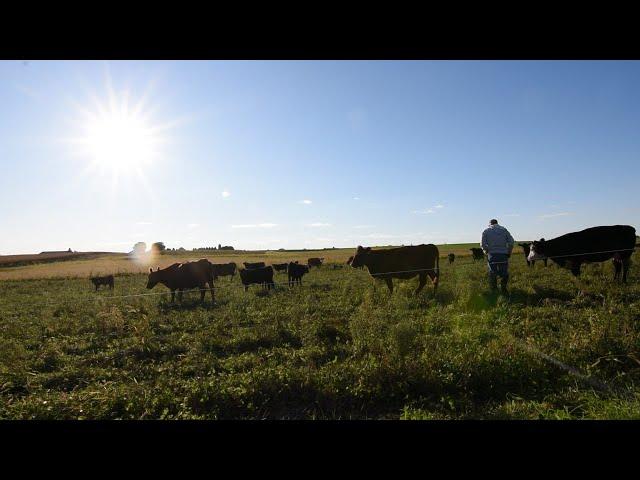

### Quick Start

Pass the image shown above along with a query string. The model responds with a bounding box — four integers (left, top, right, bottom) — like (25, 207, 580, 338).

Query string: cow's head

(519, 242, 531, 255)
(146, 266, 161, 289)
(350, 246, 371, 268)
(528, 239, 546, 262)
(346, 256, 354, 265)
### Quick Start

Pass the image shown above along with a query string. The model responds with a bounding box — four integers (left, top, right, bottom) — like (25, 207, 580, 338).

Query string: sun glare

(68, 80, 172, 183)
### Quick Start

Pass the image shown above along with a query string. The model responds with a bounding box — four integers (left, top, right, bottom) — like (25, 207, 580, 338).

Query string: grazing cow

(448, 253, 455, 264)
(528, 225, 636, 282)
(470, 248, 485, 261)
(90, 274, 114, 291)
(288, 262, 309, 286)
(519, 243, 548, 267)
(211, 262, 237, 281)
(146, 259, 215, 303)
(272, 263, 289, 273)
(349, 244, 439, 295)
(243, 261, 266, 270)
(239, 266, 275, 292)
(308, 257, 324, 268)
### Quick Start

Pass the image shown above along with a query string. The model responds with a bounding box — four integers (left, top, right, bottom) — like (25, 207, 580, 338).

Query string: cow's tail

(434, 254, 440, 289)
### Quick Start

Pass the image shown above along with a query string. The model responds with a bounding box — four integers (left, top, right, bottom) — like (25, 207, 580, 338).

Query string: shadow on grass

(157, 298, 223, 313)
(505, 286, 575, 306)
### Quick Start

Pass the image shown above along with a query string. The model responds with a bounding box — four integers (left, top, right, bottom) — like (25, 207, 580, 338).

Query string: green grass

(1, 253, 639, 419)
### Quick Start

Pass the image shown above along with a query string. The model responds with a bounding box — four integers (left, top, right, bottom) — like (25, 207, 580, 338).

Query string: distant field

(0, 243, 486, 281)
(1, 246, 638, 419)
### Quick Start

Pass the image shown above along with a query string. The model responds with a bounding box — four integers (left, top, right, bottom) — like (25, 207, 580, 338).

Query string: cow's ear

(149, 268, 153, 273)
(157, 266, 160, 271)
(540, 238, 545, 242)
(365, 247, 372, 252)
(356, 245, 363, 252)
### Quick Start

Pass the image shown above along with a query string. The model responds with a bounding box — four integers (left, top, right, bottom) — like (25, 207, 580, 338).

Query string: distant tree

(132, 242, 147, 256)
(151, 242, 166, 254)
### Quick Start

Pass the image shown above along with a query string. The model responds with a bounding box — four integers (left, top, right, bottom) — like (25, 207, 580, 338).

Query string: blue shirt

(481, 224, 515, 255)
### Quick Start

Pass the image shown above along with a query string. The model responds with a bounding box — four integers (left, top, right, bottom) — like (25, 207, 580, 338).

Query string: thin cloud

(188, 223, 200, 228)
(434, 204, 444, 209)
(353, 197, 360, 201)
(412, 209, 434, 215)
(231, 223, 278, 229)
(299, 199, 312, 205)
(538, 212, 572, 219)
(221, 191, 231, 198)
(353, 225, 374, 229)
(136, 221, 152, 225)
(306, 222, 332, 227)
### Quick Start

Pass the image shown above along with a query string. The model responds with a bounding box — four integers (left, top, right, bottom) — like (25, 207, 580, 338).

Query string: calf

(288, 262, 309, 286)
(470, 248, 485, 261)
(90, 274, 114, 291)
(518, 243, 547, 267)
(448, 253, 455, 264)
(239, 266, 275, 292)
(307, 257, 324, 268)
(528, 225, 636, 282)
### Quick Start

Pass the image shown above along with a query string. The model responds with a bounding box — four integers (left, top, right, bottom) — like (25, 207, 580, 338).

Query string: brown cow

(349, 244, 439, 294)
(91, 274, 114, 291)
(470, 248, 485, 261)
(146, 259, 215, 303)
(308, 257, 324, 268)
(211, 262, 237, 281)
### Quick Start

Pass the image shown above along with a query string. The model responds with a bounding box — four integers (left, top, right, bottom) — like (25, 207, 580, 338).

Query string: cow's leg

(200, 286, 206, 302)
(414, 273, 427, 295)
(613, 260, 621, 281)
(178, 289, 183, 302)
(384, 277, 394, 293)
(544, 258, 548, 267)
(430, 271, 439, 294)
(570, 261, 582, 277)
(171, 290, 176, 302)
(208, 281, 215, 302)
(622, 258, 631, 283)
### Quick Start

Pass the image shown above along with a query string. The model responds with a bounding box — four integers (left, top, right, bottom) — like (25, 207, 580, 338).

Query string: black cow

(90, 274, 114, 291)
(447, 253, 455, 264)
(272, 263, 289, 273)
(308, 257, 324, 268)
(288, 262, 309, 286)
(211, 262, 237, 281)
(239, 266, 275, 291)
(470, 248, 485, 261)
(528, 225, 636, 282)
(519, 242, 547, 267)
(146, 259, 215, 303)
(243, 261, 266, 270)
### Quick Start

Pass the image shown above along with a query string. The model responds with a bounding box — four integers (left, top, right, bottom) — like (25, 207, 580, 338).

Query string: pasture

(1, 245, 639, 419)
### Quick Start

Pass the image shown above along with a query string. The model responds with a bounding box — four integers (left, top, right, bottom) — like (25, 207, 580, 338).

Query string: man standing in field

(481, 219, 515, 294)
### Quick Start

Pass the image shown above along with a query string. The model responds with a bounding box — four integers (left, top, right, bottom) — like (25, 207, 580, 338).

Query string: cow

(349, 244, 439, 295)
(528, 225, 636, 282)
(272, 263, 289, 273)
(347, 256, 354, 265)
(211, 262, 237, 281)
(448, 253, 455, 264)
(90, 274, 114, 291)
(239, 266, 275, 292)
(470, 248, 485, 261)
(288, 262, 309, 286)
(519, 242, 548, 267)
(307, 257, 324, 268)
(243, 261, 266, 270)
(146, 259, 215, 303)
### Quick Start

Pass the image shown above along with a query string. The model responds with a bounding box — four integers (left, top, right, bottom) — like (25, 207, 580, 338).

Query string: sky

(1, 60, 639, 254)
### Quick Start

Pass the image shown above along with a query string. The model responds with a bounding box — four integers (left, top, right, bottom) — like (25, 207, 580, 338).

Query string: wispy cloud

(353, 197, 360, 201)
(188, 223, 200, 228)
(221, 190, 231, 198)
(412, 209, 434, 215)
(136, 221, 152, 226)
(538, 212, 572, 219)
(353, 225, 374, 229)
(299, 199, 312, 205)
(231, 223, 278, 229)
(434, 204, 444, 209)
(306, 222, 332, 227)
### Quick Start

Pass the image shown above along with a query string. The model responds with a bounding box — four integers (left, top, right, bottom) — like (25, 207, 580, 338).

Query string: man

(481, 219, 515, 294)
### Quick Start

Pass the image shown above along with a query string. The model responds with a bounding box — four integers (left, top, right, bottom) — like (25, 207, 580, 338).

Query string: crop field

(1, 245, 639, 419)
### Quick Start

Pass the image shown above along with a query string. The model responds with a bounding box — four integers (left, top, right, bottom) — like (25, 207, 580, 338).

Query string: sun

(67, 81, 172, 182)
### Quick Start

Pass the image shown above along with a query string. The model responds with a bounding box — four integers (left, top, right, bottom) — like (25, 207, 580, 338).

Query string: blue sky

(1, 60, 639, 254)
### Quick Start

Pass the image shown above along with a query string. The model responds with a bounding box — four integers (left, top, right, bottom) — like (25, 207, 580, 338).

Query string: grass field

(1, 245, 639, 419)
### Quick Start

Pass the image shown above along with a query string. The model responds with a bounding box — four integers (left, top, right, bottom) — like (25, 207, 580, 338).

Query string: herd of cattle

(90, 225, 638, 303)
